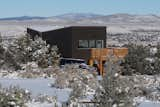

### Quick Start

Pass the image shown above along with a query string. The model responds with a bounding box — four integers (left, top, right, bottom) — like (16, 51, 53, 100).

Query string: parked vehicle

(60, 58, 85, 65)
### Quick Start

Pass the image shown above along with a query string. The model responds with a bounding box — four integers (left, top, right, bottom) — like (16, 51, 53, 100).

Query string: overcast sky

(0, 0, 160, 18)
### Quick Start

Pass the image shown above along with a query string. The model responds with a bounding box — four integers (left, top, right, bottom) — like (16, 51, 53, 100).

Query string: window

(78, 40, 88, 48)
(89, 40, 95, 48)
(78, 40, 104, 49)
(96, 40, 104, 48)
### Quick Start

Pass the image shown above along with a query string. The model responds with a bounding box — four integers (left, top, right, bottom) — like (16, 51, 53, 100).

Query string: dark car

(60, 58, 86, 65)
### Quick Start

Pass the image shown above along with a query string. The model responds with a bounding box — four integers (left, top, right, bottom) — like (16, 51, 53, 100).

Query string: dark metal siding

(71, 26, 106, 61)
(27, 28, 42, 40)
(41, 28, 72, 58)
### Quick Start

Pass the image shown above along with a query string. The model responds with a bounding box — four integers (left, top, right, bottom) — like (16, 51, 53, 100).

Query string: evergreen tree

(8, 34, 60, 68)
(95, 56, 134, 107)
(155, 44, 160, 58)
(153, 44, 160, 74)
(0, 33, 5, 68)
(122, 44, 150, 75)
(8, 34, 33, 63)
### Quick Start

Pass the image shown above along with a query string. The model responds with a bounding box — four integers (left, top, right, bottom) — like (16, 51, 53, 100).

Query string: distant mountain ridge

(0, 13, 103, 21)
(1, 13, 160, 25)
(0, 16, 46, 21)
(52, 13, 103, 20)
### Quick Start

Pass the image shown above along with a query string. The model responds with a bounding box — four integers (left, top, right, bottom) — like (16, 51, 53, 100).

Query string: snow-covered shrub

(8, 34, 60, 68)
(3, 49, 21, 70)
(0, 34, 20, 70)
(8, 34, 33, 63)
(122, 44, 160, 75)
(0, 86, 31, 107)
(155, 44, 160, 58)
(94, 56, 134, 107)
(0, 34, 5, 67)
(121, 44, 154, 75)
(59, 65, 100, 103)
(31, 36, 60, 68)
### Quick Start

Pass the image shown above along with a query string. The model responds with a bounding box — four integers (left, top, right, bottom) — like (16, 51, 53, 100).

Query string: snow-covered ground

(26, 102, 61, 107)
(0, 78, 72, 102)
(26, 101, 160, 107)
(1, 19, 160, 37)
(2, 71, 160, 106)
(139, 101, 160, 107)
(0, 25, 25, 37)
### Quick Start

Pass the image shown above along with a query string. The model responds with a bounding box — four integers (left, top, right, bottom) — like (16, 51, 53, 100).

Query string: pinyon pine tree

(0, 33, 5, 67)
(8, 34, 60, 68)
(94, 55, 134, 107)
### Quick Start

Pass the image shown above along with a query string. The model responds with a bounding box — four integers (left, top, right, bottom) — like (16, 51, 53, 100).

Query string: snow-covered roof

(28, 26, 67, 32)
(28, 25, 106, 32)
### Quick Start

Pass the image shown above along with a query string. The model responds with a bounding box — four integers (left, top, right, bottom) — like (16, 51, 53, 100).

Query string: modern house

(27, 26, 128, 75)
(27, 26, 106, 60)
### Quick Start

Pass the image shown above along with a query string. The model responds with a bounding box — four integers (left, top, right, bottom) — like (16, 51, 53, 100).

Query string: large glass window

(96, 40, 104, 48)
(78, 40, 104, 49)
(78, 40, 88, 48)
(89, 40, 95, 48)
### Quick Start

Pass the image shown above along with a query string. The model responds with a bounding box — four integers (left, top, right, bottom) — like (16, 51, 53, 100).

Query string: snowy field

(139, 101, 160, 107)
(0, 78, 72, 102)
(26, 101, 160, 107)
(1, 77, 160, 107)
(1, 20, 160, 38)
(26, 102, 54, 107)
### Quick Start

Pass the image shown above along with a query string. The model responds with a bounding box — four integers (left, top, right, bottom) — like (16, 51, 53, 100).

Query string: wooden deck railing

(89, 48, 128, 75)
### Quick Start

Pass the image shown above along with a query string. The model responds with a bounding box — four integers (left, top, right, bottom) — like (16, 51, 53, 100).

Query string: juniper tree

(155, 44, 160, 58)
(31, 36, 60, 67)
(153, 44, 160, 73)
(0, 86, 30, 107)
(122, 44, 150, 75)
(94, 55, 134, 107)
(0, 33, 5, 68)
(8, 34, 60, 68)
(8, 34, 33, 64)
